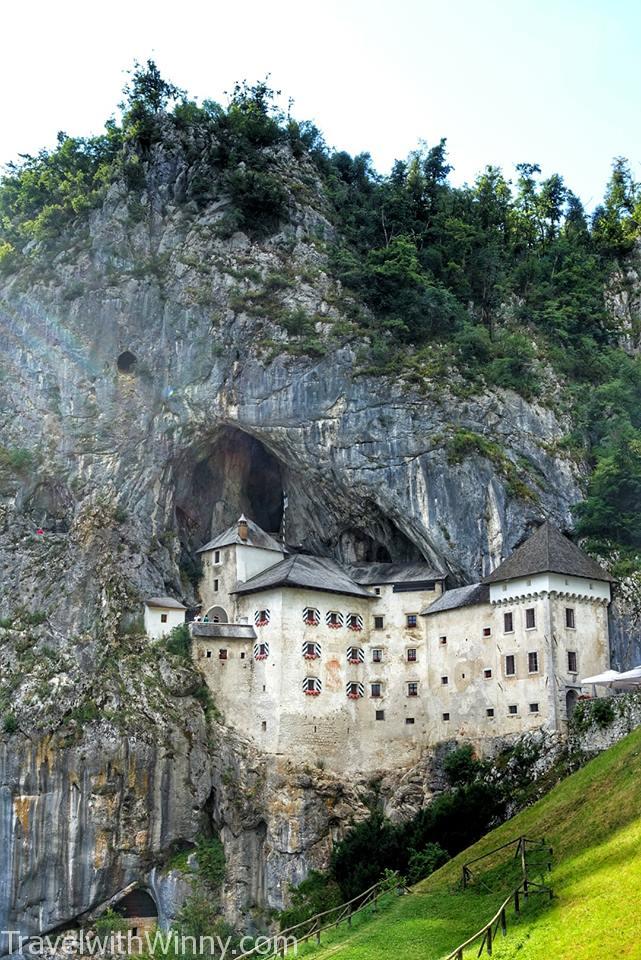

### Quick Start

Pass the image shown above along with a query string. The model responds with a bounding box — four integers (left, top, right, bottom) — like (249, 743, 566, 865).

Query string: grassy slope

(300, 728, 641, 960)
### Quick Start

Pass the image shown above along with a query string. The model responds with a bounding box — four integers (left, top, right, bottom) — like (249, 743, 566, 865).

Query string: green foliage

(95, 909, 129, 936)
(443, 745, 482, 787)
(407, 843, 450, 884)
(3, 714, 17, 734)
(195, 835, 226, 890)
(164, 623, 191, 658)
(572, 696, 617, 733)
(279, 870, 343, 930)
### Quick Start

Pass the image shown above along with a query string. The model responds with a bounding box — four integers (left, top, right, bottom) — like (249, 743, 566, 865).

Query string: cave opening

(117, 350, 138, 374)
(174, 427, 284, 553)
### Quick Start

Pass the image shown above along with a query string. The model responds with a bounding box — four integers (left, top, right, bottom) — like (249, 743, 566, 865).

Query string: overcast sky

(2, 0, 639, 206)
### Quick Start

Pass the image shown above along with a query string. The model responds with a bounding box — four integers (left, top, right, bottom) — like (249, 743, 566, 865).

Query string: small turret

(238, 514, 249, 543)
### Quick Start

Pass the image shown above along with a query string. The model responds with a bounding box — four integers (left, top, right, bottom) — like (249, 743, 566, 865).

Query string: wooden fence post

(514, 888, 520, 914)
(500, 907, 507, 936)
(487, 924, 493, 955)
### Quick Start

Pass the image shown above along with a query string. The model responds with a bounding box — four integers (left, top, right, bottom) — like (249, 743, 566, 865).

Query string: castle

(145, 517, 612, 772)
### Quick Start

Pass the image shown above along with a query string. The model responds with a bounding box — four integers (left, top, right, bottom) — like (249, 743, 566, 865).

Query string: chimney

(238, 515, 249, 542)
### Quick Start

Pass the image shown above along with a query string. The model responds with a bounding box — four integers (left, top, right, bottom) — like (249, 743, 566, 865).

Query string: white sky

(2, 0, 640, 205)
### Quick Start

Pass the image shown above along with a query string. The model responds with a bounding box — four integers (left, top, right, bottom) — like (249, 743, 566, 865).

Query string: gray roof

(232, 554, 376, 599)
(348, 563, 446, 585)
(421, 583, 489, 616)
(483, 521, 614, 584)
(198, 518, 285, 555)
(145, 596, 186, 610)
(190, 622, 257, 640)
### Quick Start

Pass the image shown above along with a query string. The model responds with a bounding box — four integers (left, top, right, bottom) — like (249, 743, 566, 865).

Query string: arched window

(347, 613, 363, 632)
(255, 609, 270, 627)
(346, 646, 365, 664)
(254, 641, 269, 660)
(205, 606, 228, 624)
(326, 611, 344, 629)
(346, 681, 364, 700)
(303, 677, 322, 696)
(303, 607, 320, 626)
(302, 641, 321, 660)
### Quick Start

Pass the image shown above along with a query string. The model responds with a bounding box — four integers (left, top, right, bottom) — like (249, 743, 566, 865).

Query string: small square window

(508, 704, 518, 715)
(505, 654, 516, 676)
(240, 651, 246, 660)
(503, 612, 513, 633)
(439, 635, 447, 645)
(566, 607, 576, 629)
(405, 717, 415, 725)
(484, 668, 492, 679)
(376, 709, 385, 721)
(442, 712, 450, 721)
(528, 651, 539, 673)
(160, 613, 168, 623)
(407, 648, 417, 662)
(374, 587, 381, 596)
(525, 608, 536, 629)
(206, 650, 212, 659)
(486, 708, 495, 717)
(406, 614, 418, 628)
(374, 615, 385, 630)
(441, 675, 448, 685)
(219, 649, 228, 660)
(568, 651, 577, 673)
(214, 550, 220, 564)
(261, 720, 267, 731)
(371, 682, 382, 699)
(213, 579, 219, 592)
(483, 627, 491, 637)
(529, 703, 539, 713)
(407, 682, 419, 697)
(372, 648, 383, 663)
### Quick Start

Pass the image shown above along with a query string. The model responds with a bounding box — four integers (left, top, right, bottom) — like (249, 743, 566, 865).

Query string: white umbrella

(580, 669, 621, 685)
(611, 665, 641, 688)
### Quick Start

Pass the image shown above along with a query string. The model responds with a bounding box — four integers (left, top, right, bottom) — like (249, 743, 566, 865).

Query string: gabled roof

(347, 563, 446, 585)
(483, 521, 614, 584)
(232, 554, 376, 599)
(421, 583, 489, 616)
(145, 596, 186, 610)
(197, 517, 285, 555)
(190, 622, 257, 640)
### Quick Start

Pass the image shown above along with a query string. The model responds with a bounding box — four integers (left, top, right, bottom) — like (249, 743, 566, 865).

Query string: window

(374, 615, 385, 630)
(407, 682, 419, 697)
(525, 607, 536, 629)
(505, 654, 516, 676)
(303, 677, 322, 696)
(240, 651, 246, 660)
(441, 676, 448, 685)
(303, 607, 320, 626)
(254, 641, 269, 660)
(213, 579, 219, 592)
(508, 704, 518, 715)
(406, 614, 418, 628)
(483, 626, 492, 637)
(326, 611, 344, 628)
(565, 607, 576, 629)
(529, 703, 539, 713)
(439, 635, 447, 645)
(528, 651, 539, 673)
(370, 682, 382, 699)
(160, 613, 168, 623)
(346, 681, 364, 699)
(214, 550, 220, 564)
(504, 612, 514, 633)
(219, 649, 228, 660)
(255, 609, 270, 627)
(486, 708, 495, 718)
(206, 650, 212, 659)
(405, 717, 415, 725)
(347, 613, 364, 632)
(347, 646, 365, 664)
(442, 712, 450, 721)
(374, 587, 381, 596)
(407, 648, 417, 662)
(568, 651, 578, 673)
(302, 641, 321, 660)
(372, 648, 383, 663)
(261, 720, 267, 731)
(375, 709, 385, 721)
(484, 668, 492, 679)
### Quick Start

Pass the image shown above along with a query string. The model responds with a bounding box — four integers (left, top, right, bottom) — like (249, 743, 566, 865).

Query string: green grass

(301, 727, 641, 959)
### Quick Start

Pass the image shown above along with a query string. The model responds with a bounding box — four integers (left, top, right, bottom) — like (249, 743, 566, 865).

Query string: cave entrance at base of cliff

(174, 427, 285, 552)
(113, 888, 158, 936)
(117, 350, 138, 374)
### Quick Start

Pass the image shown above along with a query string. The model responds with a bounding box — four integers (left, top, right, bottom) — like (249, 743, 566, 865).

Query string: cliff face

(0, 137, 622, 941)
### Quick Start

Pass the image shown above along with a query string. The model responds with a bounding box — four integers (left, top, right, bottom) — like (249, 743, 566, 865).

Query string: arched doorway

(566, 689, 579, 719)
(113, 888, 158, 938)
(205, 606, 229, 623)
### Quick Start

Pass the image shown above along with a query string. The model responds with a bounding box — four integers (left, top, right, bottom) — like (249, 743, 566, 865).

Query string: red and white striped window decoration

(253, 641, 269, 661)
(347, 646, 365, 664)
(254, 609, 270, 627)
(303, 676, 322, 696)
(347, 613, 363, 632)
(302, 641, 321, 660)
(303, 607, 320, 626)
(346, 681, 364, 700)
(326, 611, 344, 629)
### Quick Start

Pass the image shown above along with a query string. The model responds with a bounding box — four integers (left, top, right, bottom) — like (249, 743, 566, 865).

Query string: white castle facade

(146, 517, 612, 773)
